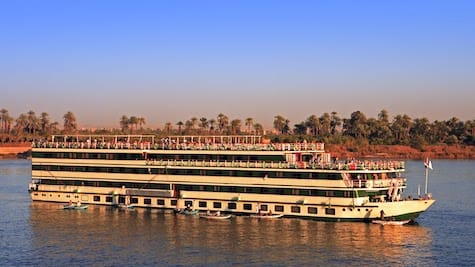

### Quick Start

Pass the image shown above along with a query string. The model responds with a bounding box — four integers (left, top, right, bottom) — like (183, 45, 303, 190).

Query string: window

(93, 196, 101, 202)
(213, 202, 222, 209)
(105, 196, 113, 203)
(291, 206, 301, 213)
(325, 208, 335, 215)
(228, 202, 237, 210)
(131, 197, 139, 204)
(171, 200, 177, 206)
(157, 199, 165, 205)
(199, 201, 207, 208)
(243, 203, 252, 210)
(275, 205, 284, 212)
(260, 204, 268, 211)
(144, 198, 152, 205)
(308, 207, 318, 214)
(184, 200, 193, 207)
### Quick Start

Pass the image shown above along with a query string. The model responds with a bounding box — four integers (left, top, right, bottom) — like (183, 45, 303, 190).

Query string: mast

(424, 158, 433, 195)
(424, 165, 429, 195)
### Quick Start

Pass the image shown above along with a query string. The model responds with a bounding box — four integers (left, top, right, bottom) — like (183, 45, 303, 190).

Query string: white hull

(30, 135, 436, 223)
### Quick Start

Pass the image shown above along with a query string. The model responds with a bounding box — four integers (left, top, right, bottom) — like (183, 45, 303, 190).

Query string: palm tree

(208, 119, 216, 134)
(283, 119, 290, 134)
(217, 113, 229, 133)
(373, 109, 392, 143)
(164, 122, 173, 135)
(199, 117, 209, 134)
(27, 110, 40, 135)
(391, 114, 412, 144)
(120, 115, 129, 133)
(176, 121, 184, 135)
(40, 112, 51, 136)
(63, 111, 78, 134)
(293, 122, 307, 135)
(129, 116, 139, 133)
(306, 115, 320, 136)
(253, 123, 263, 135)
(185, 120, 193, 134)
(137, 117, 146, 131)
(273, 115, 287, 134)
(50, 121, 60, 134)
(230, 119, 242, 134)
(0, 108, 13, 134)
(245, 117, 254, 133)
(14, 113, 29, 138)
(410, 117, 430, 145)
(319, 113, 331, 137)
(190, 117, 198, 131)
(343, 111, 368, 138)
(330, 111, 342, 135)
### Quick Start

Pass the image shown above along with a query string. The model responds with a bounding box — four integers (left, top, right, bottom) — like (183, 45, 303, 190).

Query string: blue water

(1, 159, 474, 266)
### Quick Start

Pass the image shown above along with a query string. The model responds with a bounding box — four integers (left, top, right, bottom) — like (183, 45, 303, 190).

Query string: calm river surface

(1, 159, 474, 266)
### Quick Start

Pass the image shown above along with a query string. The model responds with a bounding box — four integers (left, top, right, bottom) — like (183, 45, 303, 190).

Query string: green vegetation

(0, 108, 473, 148)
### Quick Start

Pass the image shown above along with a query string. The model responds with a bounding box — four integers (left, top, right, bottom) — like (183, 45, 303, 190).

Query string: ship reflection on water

(29, 202, 433, 266)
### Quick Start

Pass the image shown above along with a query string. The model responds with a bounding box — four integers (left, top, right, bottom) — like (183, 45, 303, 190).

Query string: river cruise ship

(29, 135, 435, 222)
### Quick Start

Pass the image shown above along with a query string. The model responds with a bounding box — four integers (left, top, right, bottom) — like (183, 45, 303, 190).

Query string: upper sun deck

(31, 135, 406, 173)
(32, 134, 325, 152)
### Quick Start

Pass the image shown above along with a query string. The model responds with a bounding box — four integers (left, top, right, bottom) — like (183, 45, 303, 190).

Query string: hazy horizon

(1, 1, 474, 129)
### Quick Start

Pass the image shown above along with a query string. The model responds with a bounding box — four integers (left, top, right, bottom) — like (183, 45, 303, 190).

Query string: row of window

(92, 195, 332, 215)
(35, 192, 372, 215)
(32, 151, 286, 162)
(37, 178, 376, 197)
(33, 165, 342, 180)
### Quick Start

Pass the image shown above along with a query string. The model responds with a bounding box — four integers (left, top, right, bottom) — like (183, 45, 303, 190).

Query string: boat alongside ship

(29, 134, 435, 222)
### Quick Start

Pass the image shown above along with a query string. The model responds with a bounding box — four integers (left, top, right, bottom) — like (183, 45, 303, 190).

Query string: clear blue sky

(1, 0, 474, 129)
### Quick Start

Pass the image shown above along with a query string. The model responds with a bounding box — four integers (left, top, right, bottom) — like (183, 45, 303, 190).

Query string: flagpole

(425, 164, 429, 196)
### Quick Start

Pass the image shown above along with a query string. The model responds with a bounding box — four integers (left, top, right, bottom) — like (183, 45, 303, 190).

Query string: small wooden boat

(63, 204, 89, 210)
(372, 219, 410, 226)
(114, 204, 136, 210)
(199, 213, 232, 220)
(250, 213, 283, 219)
(176, 209, 199, 215)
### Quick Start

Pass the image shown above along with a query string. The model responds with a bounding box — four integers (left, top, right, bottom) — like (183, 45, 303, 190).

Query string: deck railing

(32, 141, 325, 152)
(144, 159, 405, 171)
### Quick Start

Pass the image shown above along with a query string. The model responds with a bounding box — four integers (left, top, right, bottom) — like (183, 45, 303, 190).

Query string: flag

(424, 158, 433, 170)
